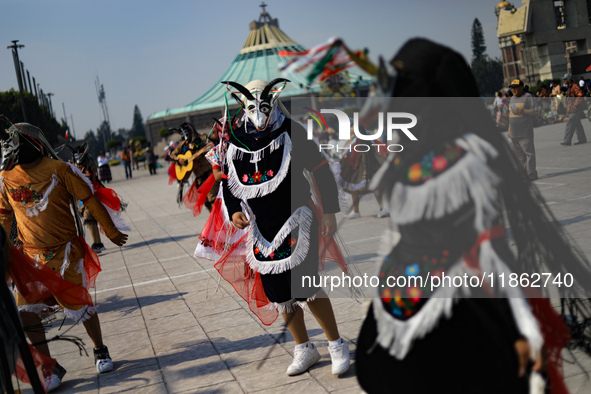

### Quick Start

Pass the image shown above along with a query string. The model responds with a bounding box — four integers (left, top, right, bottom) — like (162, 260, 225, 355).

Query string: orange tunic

(0, 158, 119, 316)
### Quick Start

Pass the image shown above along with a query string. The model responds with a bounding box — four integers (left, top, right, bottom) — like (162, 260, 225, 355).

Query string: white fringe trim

(25, 174, 58, 217)
(63, 305, 97, 323)
(457, 133, 499, 163)
(226, 131, 291, 200)
(294, 290, 321, 311)
(69, 161, 129, 231)
(102, 203, 131, 231)
(373, 240, 543, 361)
(60, 241, 72, 278)
(245, 206, 313, 275)
(386, 147, 500, 231)
(74, 258, 88, 289)
(268, 291, 320, 314)
(331, 161, 371, 191)
(67, 162, 95, 193)
(18, 304, 60, 319)
(268, 299, 298, 314)
(372, 260, 463, 359)
(478, 241, 543, 360)
(0, 176, 4, 193)
(220, 189, 231, 225)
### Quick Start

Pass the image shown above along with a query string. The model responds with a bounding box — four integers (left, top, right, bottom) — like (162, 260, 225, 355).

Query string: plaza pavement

(11, 119, 591, 393)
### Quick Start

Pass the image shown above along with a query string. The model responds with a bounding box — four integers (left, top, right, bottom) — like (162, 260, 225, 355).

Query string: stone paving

(10, 119, 591, 393)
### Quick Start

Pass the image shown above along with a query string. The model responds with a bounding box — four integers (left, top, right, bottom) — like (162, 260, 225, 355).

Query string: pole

(46, 93, 54, 118)
(62, 102, 68, 129)
(70, 114, 76, 139)
(26, 70, 33, 96)
(20, 61, 28, 93)
(7, 40, 28, 122)
(32, 77, 38, 98)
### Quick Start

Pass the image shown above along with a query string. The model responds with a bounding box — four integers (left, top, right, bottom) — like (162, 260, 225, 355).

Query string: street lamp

(7, 40, 28, 122)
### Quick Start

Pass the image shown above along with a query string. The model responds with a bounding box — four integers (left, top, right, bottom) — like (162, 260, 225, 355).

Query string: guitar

(174, 145, 210, 180)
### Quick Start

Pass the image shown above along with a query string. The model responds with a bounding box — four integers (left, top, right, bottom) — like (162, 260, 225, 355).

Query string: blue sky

(1, 0, 503, 138)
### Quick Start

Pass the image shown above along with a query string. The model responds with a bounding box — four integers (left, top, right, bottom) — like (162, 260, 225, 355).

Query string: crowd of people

(493, 74, 591, 129)
(3, 37, 591, 394)
(491, 72, 590, 184)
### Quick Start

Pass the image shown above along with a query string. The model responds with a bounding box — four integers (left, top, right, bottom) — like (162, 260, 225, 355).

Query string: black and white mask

(0, 125, 20, 171)
(222, 79, 289, 132)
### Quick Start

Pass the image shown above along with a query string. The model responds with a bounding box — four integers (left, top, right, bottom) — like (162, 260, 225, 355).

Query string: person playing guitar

(169, 122, 214, 207)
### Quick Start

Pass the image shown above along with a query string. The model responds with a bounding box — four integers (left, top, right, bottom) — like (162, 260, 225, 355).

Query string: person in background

(130, 143, 140, 170)
(561, 73, 587, 146)
(121, 147, 132, 179)
(97, 151, 111, 183)
(147, 146, 157, 175)
(508, 78, 538, 181)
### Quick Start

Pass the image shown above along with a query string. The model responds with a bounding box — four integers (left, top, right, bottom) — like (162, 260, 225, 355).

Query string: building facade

(496, 0, 591, 87)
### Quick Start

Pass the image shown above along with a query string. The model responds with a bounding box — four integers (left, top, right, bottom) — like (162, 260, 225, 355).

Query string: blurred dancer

(0, 121, 128, 391)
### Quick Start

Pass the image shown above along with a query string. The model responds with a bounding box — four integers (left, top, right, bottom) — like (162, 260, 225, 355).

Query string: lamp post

(46, 92, 55, 118)
(7, 40, 28, 122)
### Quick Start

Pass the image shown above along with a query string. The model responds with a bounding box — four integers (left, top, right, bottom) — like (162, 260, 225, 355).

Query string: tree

(471, 56, 504, 96)
(83, 130, 100, 159)
(471, 18, 486, 62)
(96, 121, 109, 152)
(130, 105, 146, 139)
(469, 18, 504, 96)
(106, 140, 122, 150)
(0, 89, 67, 147)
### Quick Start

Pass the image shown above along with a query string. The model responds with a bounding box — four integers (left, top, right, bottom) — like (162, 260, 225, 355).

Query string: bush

(108, 160, 121, 166)
(106, 140, 122, 149)
(130, 136, 147, 146)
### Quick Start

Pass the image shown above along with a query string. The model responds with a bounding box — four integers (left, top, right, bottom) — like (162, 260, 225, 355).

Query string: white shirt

(97, 156, 109, 166)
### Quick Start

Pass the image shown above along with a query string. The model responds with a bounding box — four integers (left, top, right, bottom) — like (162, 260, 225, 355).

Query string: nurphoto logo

(304, 108, 418, 153)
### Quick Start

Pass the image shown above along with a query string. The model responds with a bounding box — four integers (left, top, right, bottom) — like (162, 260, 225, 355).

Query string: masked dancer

(0, 121, 129, 391)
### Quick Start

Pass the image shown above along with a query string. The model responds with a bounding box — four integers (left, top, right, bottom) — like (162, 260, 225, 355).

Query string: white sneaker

(377, 209, 389, 218)
(47, 363, 67, 392)
(286, 342, 321, 376)
(345, 211, 361, 219)
(328, 338, 350, 375)
(94, 346, 114, 373)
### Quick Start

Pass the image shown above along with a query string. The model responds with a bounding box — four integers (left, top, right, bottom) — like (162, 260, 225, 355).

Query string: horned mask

(222, 79, 289, 132)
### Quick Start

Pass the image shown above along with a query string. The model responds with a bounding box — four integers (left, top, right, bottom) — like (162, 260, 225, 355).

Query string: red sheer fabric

(7, 245, 93, 306)
(94, 187, 121, 211)
(183, 174, 215, 216)
(14, 344, 56, 393)
(167, 162, 177, 185)
(198, 198, 237, 256)
(526, 292, 570, 394)
(214, 233, 278, 325)
(213, 164, 349, 325)
(77, 237, 101, 289)
(308, 201, 348, 274)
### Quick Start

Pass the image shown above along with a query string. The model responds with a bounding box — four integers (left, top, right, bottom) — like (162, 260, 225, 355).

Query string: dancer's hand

(321, 213, 336, 237)
(514, 338, 542, 377)
(109, 231, 128, 246)
(232, 212, 250, 229)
